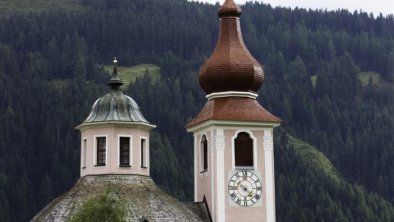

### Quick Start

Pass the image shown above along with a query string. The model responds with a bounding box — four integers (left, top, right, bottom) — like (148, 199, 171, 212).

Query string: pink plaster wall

(195, 128, 271, 222)
(224, 129, 267, 222)
(79, 126, 150, 177)
(195, 131, 214, 214)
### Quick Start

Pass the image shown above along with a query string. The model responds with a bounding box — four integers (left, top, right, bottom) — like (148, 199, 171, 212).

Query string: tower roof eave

(75, 121, 156, 131)
(186, 97, 281, 130)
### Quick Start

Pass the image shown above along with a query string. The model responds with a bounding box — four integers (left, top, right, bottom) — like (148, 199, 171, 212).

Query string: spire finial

(198, 0, 263, 94)
(218, 0, 242, 18)
(108, 57, 123, 90)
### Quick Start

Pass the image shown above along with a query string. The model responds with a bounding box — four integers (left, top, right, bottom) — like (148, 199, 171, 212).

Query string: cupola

(76, 58, 155, 177)
(84, 58, 150, 125)
(199, 0, 264, 94)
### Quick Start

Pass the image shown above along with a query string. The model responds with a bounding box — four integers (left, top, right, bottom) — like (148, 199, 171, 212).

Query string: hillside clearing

(357, 71, 382, 86)
(104, 64, 160, 87)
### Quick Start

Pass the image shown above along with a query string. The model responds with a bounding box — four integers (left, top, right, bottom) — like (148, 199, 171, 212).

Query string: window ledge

(95, 164, 106, 167)
(141, 166, 148, 169)
(119, 165, 131, 168)
(200, 170, 208, 174)
(234, 166, 255, 170)
(82, 167, 86, 169)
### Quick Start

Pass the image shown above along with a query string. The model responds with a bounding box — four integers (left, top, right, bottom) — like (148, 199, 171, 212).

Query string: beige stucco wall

(195, 131, 214, 215)
(79, 126, 150, 177)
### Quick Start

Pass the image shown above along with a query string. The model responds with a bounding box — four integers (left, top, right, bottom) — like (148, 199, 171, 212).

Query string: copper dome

(199, 0, 264, 94)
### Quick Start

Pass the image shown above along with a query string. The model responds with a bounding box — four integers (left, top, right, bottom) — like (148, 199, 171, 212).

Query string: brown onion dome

(199, 0, 264, 94)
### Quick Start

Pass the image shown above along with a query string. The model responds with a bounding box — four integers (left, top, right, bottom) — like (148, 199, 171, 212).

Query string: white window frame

(81, 137, 87, 169)
(94, 135, 108, 167)
(231, 130, 257, 170)
(140, 137, 148, 168)
(118, 135, 133, 167)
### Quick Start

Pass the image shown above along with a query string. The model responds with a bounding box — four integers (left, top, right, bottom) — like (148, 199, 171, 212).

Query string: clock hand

(240, 184, 250, 192)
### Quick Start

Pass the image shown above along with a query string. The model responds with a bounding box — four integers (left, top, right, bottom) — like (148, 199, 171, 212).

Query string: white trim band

(206, 91, 258, 100)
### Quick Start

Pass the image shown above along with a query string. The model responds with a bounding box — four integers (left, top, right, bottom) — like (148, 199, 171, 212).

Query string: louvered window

(96, 137, 106, 166)
(119, 137, 130, 167)
(200, 135, 208, 172)
(234, 132, 253, 167)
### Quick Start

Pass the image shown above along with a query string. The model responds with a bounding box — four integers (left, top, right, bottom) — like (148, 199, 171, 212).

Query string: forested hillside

(0, 0, 393, 221)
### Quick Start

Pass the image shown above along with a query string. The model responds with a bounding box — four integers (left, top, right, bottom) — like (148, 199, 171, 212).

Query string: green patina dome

(84, 62, 150, 124)
(85, 90, 149, 123)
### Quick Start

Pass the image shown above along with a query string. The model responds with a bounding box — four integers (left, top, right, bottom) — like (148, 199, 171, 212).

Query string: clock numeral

(256, 187, 262, 191)
(230, 193, 236, 199)
(243, 201, 248, 206)
(255, 194, 260, 200)
(229, 186, 237, 190)
(236, 199, 241, 205)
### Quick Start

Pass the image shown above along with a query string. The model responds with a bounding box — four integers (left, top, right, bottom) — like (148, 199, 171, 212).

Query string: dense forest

(0, 0, 393, 221)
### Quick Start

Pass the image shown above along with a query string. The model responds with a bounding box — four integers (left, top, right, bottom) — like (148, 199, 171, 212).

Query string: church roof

(82, 59, 152, 125)
(199, 0, 264, 94)
(32, 175, 211, 222)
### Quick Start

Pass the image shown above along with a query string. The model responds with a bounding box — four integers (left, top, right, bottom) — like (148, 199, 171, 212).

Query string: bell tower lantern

(186, 1, 281, 222)
(76, 58, 155, 177)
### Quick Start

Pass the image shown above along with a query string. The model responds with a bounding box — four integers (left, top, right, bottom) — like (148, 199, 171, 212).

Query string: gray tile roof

(32, 175, 211, 222)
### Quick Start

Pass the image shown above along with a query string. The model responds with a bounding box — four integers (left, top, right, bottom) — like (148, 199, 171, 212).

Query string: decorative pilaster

(263, 129, 275, 222)
(194, 135, 198, 201)
(215, 129, 225, 222)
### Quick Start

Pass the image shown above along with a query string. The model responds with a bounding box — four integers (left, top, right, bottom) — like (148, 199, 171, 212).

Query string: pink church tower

(186, 1, 281, 221)
(76, 58, 155, 177)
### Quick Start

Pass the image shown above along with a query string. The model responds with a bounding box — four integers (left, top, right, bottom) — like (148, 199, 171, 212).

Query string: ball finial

(113, 57, 118, 65)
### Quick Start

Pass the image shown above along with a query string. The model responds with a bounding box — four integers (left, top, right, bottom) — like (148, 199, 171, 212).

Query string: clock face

(228, 171, 262, 207)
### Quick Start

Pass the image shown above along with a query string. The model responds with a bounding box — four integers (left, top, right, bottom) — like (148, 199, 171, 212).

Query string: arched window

(234, 132, 253, 167)
(200, 135, 208, 172)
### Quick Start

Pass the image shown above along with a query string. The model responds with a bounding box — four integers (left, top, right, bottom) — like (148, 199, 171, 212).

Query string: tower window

(234, 132, 253, 167)
(82, 139, 87, 169)
(96, 137, 106, 166)
(141, 138, 147, 168)
(119, 137, 130, 167)
(200, 135, 208, 173)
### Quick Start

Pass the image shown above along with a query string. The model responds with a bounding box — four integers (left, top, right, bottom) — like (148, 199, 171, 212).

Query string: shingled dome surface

(199, 0, 264, 94)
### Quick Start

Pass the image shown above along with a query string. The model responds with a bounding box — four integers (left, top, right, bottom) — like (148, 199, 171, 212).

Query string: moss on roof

(32, 175, 210, 222)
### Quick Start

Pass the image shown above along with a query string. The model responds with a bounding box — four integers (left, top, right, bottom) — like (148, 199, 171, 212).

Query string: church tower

(186, 1, 281, 222)
(76, 58, 156, 177)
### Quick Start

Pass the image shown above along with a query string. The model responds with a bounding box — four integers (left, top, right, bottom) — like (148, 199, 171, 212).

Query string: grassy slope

(277, 134, 394, 221)
(0, 0, 85, 15)
(357, 71, 382, 86)
(310, 75, 317, 88)
(104, 64, 160, 87)
(311, 71, 383, 89)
